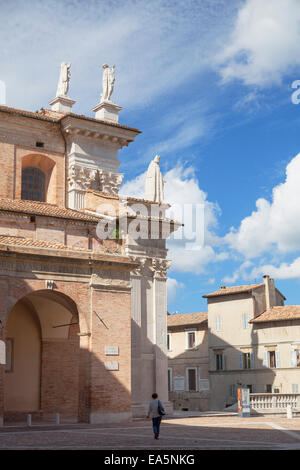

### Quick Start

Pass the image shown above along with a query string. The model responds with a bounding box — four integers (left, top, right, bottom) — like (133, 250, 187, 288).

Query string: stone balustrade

(250, 393, 300, 413)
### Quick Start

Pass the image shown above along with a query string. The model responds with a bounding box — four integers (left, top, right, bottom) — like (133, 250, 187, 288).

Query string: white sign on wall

(105, 346, 119, 356)
(0, 340, 5, 365)
(199, 379, 210, 391)
(173, 376, 185, 391)
(105, 361, 119, 371)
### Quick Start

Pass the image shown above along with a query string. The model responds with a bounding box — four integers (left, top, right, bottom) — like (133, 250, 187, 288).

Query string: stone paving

(0, 414, 300, 450)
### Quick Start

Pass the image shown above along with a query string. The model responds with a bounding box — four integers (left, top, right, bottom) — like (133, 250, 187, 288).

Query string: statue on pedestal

(144, 155, 165, 203)
(101, 63, 115, 102)
(56, 62, 71, 97)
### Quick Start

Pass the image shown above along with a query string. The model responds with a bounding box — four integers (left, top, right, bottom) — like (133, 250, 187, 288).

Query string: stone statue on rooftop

(144, 155, 165, 203)
(101, 63, 115, 102)
(56, 62, 71, 97)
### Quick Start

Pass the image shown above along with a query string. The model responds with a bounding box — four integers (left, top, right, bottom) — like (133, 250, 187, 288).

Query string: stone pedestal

(93, 100, 122, 123)
(49, 95, 76, 113)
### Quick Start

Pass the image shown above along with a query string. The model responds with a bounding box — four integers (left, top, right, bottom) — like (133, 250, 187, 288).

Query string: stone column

(130, 258, 147, 417)
(151, 259, 172, 412)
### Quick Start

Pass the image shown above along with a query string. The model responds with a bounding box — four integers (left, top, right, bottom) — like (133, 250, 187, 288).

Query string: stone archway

(4, 290, 80, 421)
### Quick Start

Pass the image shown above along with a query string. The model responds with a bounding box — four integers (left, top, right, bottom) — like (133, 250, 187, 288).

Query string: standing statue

(144, 155, 165, 203)
(56, 62, 71, 97)
(101, 63, 115, 102)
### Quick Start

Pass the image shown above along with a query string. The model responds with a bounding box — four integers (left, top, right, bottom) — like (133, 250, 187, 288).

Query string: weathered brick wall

(0, 143, 14, 199)
(0, 264, 133, 422)
(90, 288, 132, 416)
(41, 327, 80, 418)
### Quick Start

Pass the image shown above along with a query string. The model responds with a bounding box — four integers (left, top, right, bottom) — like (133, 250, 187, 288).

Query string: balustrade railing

(250, 393, 300, 410)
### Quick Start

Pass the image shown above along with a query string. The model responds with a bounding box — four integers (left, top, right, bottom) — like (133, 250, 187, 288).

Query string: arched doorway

(4, 290, 80, 420)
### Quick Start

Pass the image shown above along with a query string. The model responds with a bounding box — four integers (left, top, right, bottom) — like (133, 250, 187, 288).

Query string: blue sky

(1, 0, 300, 313)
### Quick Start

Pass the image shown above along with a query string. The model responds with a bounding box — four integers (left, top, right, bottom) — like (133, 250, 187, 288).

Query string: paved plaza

(0, 414, 300, 450)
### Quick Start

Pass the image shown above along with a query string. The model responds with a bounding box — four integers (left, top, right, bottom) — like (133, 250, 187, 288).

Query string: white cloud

(0, 0, 234, 113)
(216, 0, 300, 87)
(167, 278, 184, 305)
(250, 258, 300, 280)
(121, 163, 227, 274)
(226, 153, 300, 258)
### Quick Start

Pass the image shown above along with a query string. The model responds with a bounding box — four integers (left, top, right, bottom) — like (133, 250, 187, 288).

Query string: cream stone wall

(207, 286, 300, 410)
(167, 326, 209, 411)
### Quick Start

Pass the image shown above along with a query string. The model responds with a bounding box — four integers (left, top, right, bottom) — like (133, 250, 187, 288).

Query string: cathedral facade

(0, 64, 178, 424)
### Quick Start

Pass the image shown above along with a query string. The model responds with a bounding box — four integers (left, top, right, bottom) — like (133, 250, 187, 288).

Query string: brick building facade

(0, 74, 178, 424)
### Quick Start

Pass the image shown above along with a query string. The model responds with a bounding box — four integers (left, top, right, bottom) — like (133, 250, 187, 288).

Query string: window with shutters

(242, 313, 249, 329)
(292, 384, 299, 393)
(296, 349, 300, 367)
(186, 331, 196, 349)
(214, 316, 222, 331)
(216, 353, 224, 371)
(269, 351, 276, 368)
(243, 353, 251, 369)
(21, 166, 46, 202)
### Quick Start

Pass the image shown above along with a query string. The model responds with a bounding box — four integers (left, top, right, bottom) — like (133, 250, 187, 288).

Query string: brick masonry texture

(0, 107, 135, 423)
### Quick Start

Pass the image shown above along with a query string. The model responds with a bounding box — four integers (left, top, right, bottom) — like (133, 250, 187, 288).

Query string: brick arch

(4, 287, 81, 419)
(21, 153, 56, 204)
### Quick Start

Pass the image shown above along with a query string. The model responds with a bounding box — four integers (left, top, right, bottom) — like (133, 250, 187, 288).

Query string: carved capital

(68, 164, 97, 191)
(151, 258, 171, 278)
(99, 169, 124, 195)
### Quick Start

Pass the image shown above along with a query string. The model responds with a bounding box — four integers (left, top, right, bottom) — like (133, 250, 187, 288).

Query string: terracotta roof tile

(203, 283, 264, 298)
(167, 312, 208, 327)
(250, 306, 300, 323)
(0, 235, 89, 252)
(0, 198, 100, 222)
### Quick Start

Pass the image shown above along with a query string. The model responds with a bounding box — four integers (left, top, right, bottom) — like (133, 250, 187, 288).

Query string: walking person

(147, 393, 165, 439)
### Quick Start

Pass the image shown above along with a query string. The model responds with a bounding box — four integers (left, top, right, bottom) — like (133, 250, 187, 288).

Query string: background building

(167, 312, 209, 411)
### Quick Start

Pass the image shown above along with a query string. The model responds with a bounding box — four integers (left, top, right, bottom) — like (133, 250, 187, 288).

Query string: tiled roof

(250, 306, 300, 323)
(203, 283, 264, 298)
(167, 312, 208, 327)
(0, 235, 89, 252)
(0, 198, 100, 222)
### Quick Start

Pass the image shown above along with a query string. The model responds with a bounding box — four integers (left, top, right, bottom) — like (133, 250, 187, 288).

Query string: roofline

(203, 284, 286, 300)
(0, 105, 141, 134)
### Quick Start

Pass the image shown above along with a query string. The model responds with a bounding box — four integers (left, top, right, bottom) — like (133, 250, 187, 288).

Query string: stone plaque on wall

(0, 340, 5, 365)
(105, 346, 119, 356)
(105, 361, 119, 371)
(199, 379, 210, 391)
(174, 376, 185, 391)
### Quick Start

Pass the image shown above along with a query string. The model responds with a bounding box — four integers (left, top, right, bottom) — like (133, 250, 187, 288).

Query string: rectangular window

(186, 331, 196, 349)
(242, 313, 249, 329)
(216, 353, 224, 371)
(292, 384, 299, 394)
(296, 350, 300, 367)
(269, 351, 276, 368)
(168, 368, 172, 392)
(266, 384, 272, 393)
(187, 368, 197, 391)
(167, 333, 171, 351)
(214, 316, 222, 331)
(243, 353, 251, 369)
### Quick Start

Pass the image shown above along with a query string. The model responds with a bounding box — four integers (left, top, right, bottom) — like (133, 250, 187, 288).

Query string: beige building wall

(167, 314, 209, 411)
(206, 277, 300, 410)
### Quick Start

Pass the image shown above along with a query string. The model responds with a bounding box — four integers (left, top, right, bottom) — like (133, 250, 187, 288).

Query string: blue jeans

(152, 416, 162, 436)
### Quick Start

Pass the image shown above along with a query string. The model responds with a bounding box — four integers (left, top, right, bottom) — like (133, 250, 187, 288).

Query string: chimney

(263, 275, 276, 310)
